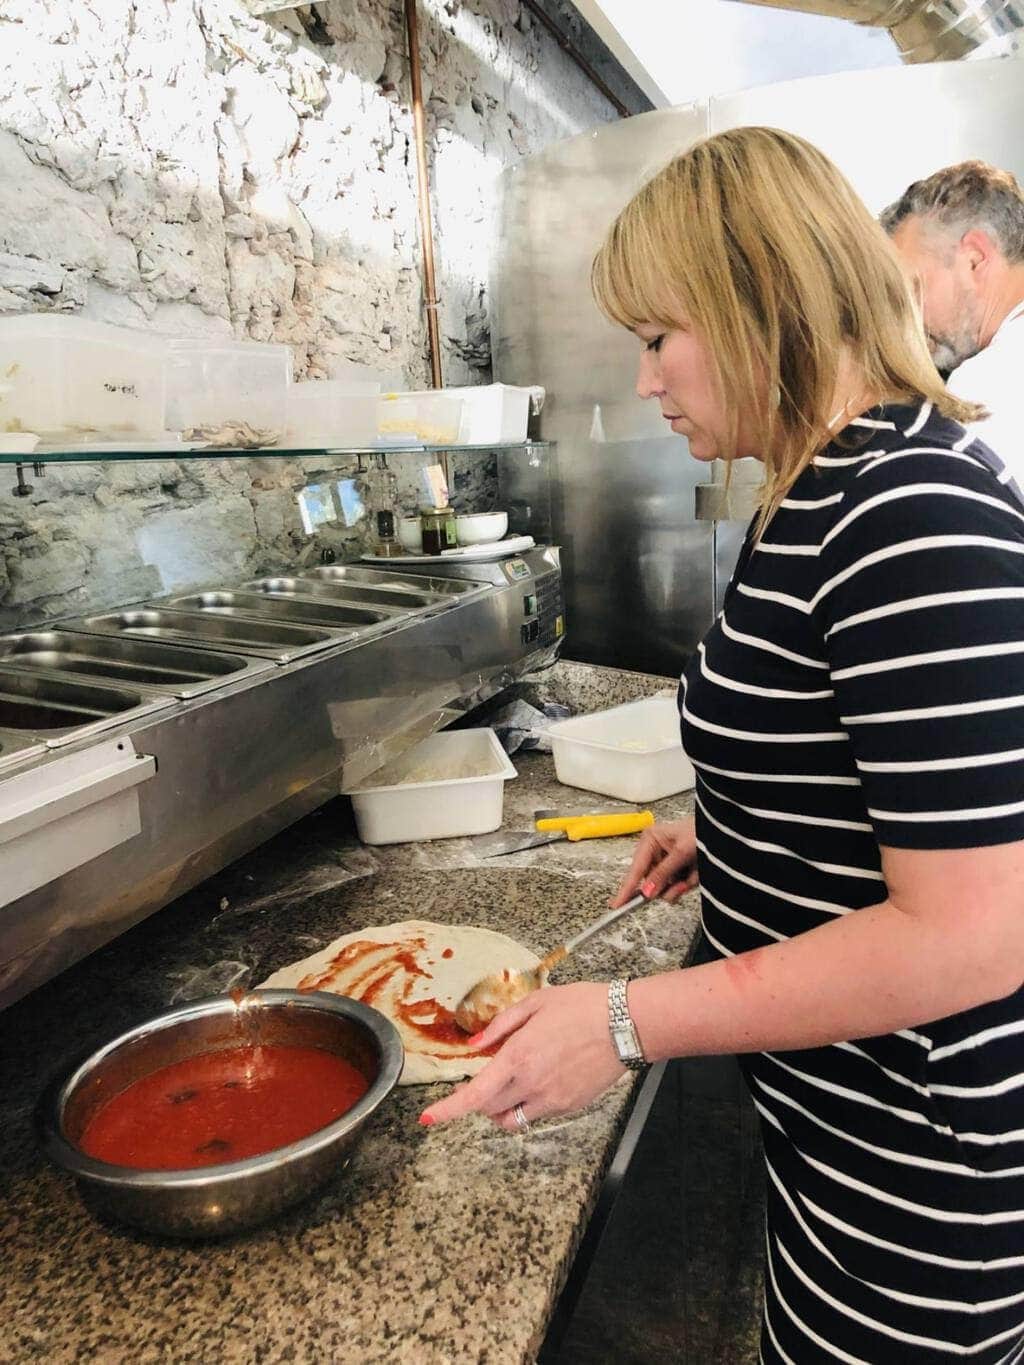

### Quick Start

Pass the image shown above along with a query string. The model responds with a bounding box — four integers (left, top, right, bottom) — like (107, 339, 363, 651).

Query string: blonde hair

(592, 126, 983, 527)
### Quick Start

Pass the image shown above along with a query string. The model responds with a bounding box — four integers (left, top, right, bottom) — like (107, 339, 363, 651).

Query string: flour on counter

(167, 959, 250, 1003)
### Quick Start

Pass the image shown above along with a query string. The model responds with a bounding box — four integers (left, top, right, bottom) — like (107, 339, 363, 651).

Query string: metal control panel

(401, 546, 564, 652)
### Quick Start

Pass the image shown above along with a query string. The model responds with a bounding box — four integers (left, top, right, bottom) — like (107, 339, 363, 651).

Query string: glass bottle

(420, 505, 457, 555)
(373, 508, 400, 557)
(363, 453, 399, 557)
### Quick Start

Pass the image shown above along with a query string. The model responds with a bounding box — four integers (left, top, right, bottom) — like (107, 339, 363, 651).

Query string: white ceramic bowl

(455, 511, 508, 546)
(397, 517, 423, 553)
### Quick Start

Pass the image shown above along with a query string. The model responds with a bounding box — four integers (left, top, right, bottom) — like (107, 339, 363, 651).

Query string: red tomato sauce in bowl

(79, 1044, 369, 1170)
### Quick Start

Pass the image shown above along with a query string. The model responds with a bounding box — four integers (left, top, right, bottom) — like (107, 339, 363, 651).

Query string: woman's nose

(636, 352, 662, 401)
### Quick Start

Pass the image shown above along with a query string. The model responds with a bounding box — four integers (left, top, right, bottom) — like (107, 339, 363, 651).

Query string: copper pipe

(404, 0, 444, 392)
(520, 0, 630, 118)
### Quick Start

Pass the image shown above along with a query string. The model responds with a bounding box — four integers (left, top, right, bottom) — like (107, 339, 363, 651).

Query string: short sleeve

(948, 340, 1024, 488)
(812, 452, 1024, 849)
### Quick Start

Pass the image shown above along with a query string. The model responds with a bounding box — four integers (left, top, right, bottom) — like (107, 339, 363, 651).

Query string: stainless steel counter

(0, 551, 563, 1010)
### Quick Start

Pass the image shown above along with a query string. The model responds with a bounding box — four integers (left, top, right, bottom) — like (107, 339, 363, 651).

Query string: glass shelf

(0, 439, 553, 467)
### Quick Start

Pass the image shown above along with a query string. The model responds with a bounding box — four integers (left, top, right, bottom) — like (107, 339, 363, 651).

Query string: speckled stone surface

(516, 658, 679, 713)
(0, 700, 699, 1364)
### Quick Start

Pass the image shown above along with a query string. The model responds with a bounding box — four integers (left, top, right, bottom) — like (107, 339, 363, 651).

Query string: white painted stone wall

(0, 0, 618, 628)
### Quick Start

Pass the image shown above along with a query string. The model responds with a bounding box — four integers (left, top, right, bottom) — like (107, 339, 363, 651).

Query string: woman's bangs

(593, 213, 677, 333)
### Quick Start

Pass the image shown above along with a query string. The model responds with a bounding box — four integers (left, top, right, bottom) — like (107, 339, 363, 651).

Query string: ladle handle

(560, 890, 651, 957)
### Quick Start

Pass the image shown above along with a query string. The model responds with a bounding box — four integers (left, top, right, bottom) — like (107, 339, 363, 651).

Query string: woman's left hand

(418, 982, 626, 1132)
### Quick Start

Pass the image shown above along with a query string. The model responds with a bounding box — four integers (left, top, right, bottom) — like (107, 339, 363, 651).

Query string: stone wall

(0, 0, 633, 629)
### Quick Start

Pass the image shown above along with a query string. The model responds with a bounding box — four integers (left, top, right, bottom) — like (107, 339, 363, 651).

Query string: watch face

(613, 1026, 639, 1059)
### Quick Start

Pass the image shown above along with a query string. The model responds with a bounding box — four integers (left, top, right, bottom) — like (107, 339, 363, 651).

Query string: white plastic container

(164, 338, 292, 439)
(346, 729, 517, 844)
(0, 315, 167, 438)
(549, 697, 694, 803)
(447, 383, 546, 445)
(378, 390, 464, 445)
(286, 379, 379, 447)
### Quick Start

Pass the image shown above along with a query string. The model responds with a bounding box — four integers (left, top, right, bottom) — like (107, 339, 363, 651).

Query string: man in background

(883, 160, 1024, 478)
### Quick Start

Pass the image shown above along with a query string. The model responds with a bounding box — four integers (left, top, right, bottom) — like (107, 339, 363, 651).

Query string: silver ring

(513, 1102, 531, 1134)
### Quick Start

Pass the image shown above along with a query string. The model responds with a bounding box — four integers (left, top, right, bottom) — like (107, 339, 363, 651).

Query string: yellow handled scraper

(474, 809, 654, 857)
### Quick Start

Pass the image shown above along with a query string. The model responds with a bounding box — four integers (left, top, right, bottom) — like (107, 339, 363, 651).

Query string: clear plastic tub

(0, 316, 167, 438)
(378, 391, 463, 445)
(164, 338, 292, 441)
(549, 696, 695, 803)
(447, 384, 545, 445)
(286, 379, 379, 447)
(346, 728, 517, 844)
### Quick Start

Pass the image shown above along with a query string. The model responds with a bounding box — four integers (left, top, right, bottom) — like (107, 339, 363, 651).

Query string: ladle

(454, 886, 654, 1035)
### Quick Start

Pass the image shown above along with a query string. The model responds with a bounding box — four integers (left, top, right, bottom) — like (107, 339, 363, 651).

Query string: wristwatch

(608, 978, 647, 1070)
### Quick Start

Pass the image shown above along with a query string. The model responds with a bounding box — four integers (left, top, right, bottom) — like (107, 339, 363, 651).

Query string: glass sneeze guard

(0, 440, 553, 466)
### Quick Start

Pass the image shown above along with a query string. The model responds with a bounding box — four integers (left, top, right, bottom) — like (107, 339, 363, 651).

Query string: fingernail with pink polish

(418, 1112, 436, 1127)
(641, 878, 659, 898)
(467, 1032, 487, 1047)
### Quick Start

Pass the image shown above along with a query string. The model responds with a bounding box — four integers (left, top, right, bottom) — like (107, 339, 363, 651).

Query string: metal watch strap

(608, 977, 647, 1070)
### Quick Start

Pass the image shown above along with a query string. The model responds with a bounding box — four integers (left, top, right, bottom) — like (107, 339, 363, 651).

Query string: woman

(421, 128, 1024, 1363)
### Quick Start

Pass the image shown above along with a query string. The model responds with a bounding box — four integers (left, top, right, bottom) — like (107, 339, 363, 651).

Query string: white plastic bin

(346, 728, 517, 844)
(0, 315, 167, 438)
(378, 390, 463, 445)
(447, 384, 546, 445)
(164, 338, 292, 440)
(549, 696, 694, 803)
(286, 379, 379, 447)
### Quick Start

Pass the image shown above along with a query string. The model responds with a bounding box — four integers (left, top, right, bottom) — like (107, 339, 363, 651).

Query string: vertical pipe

(404, 0, 444, 392)
(404, 0, 450, 487)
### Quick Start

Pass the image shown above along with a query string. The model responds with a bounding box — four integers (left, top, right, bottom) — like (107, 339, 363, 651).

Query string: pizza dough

(260, 921, 541, 1085)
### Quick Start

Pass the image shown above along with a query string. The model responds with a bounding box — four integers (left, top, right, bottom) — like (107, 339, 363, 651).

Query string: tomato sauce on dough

(79, 1045, 369, 1169)
(298, 937, 498, 1056)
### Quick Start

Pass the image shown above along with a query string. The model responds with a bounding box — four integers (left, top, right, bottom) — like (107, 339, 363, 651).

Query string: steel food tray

(0, 631, 272, 699)
(165, 591, 404, 633)
(305, 565, 485, 597)
(0, 668, 172, 747)
(239, 575, 453, 612)
(66, 609, 343, 664)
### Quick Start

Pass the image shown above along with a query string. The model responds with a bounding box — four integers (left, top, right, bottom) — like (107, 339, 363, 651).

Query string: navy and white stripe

(681, 403, 1024, 1363)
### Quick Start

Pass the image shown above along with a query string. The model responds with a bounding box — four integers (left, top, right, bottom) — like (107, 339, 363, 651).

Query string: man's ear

(960, 227, 1001, 276)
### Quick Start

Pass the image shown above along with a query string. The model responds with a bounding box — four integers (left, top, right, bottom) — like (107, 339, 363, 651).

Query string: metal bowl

(36, 989, 403, 1239)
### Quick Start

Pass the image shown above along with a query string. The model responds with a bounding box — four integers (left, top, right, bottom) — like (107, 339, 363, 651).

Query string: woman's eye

(645, 334, 664, 353)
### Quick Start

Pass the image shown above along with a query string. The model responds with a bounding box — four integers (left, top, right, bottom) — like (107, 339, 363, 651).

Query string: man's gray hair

(881, 160, 1024, 263)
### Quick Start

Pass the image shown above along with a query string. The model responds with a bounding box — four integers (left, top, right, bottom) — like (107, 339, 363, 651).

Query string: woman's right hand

(612, 818, 699, 907)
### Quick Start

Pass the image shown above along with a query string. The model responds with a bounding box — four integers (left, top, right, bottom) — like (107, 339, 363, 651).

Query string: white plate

(360, 535, 535, 564)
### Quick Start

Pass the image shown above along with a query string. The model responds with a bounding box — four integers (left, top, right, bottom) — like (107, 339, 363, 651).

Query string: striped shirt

(681, 402, 1024, 1363)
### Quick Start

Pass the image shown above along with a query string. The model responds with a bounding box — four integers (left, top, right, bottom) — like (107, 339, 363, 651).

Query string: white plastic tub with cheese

(346, 728, 517, 844)
(548, 696, 695, 804)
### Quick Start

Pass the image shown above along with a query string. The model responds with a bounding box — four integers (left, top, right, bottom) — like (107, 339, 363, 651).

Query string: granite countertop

(0, 666, 700, 1365)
